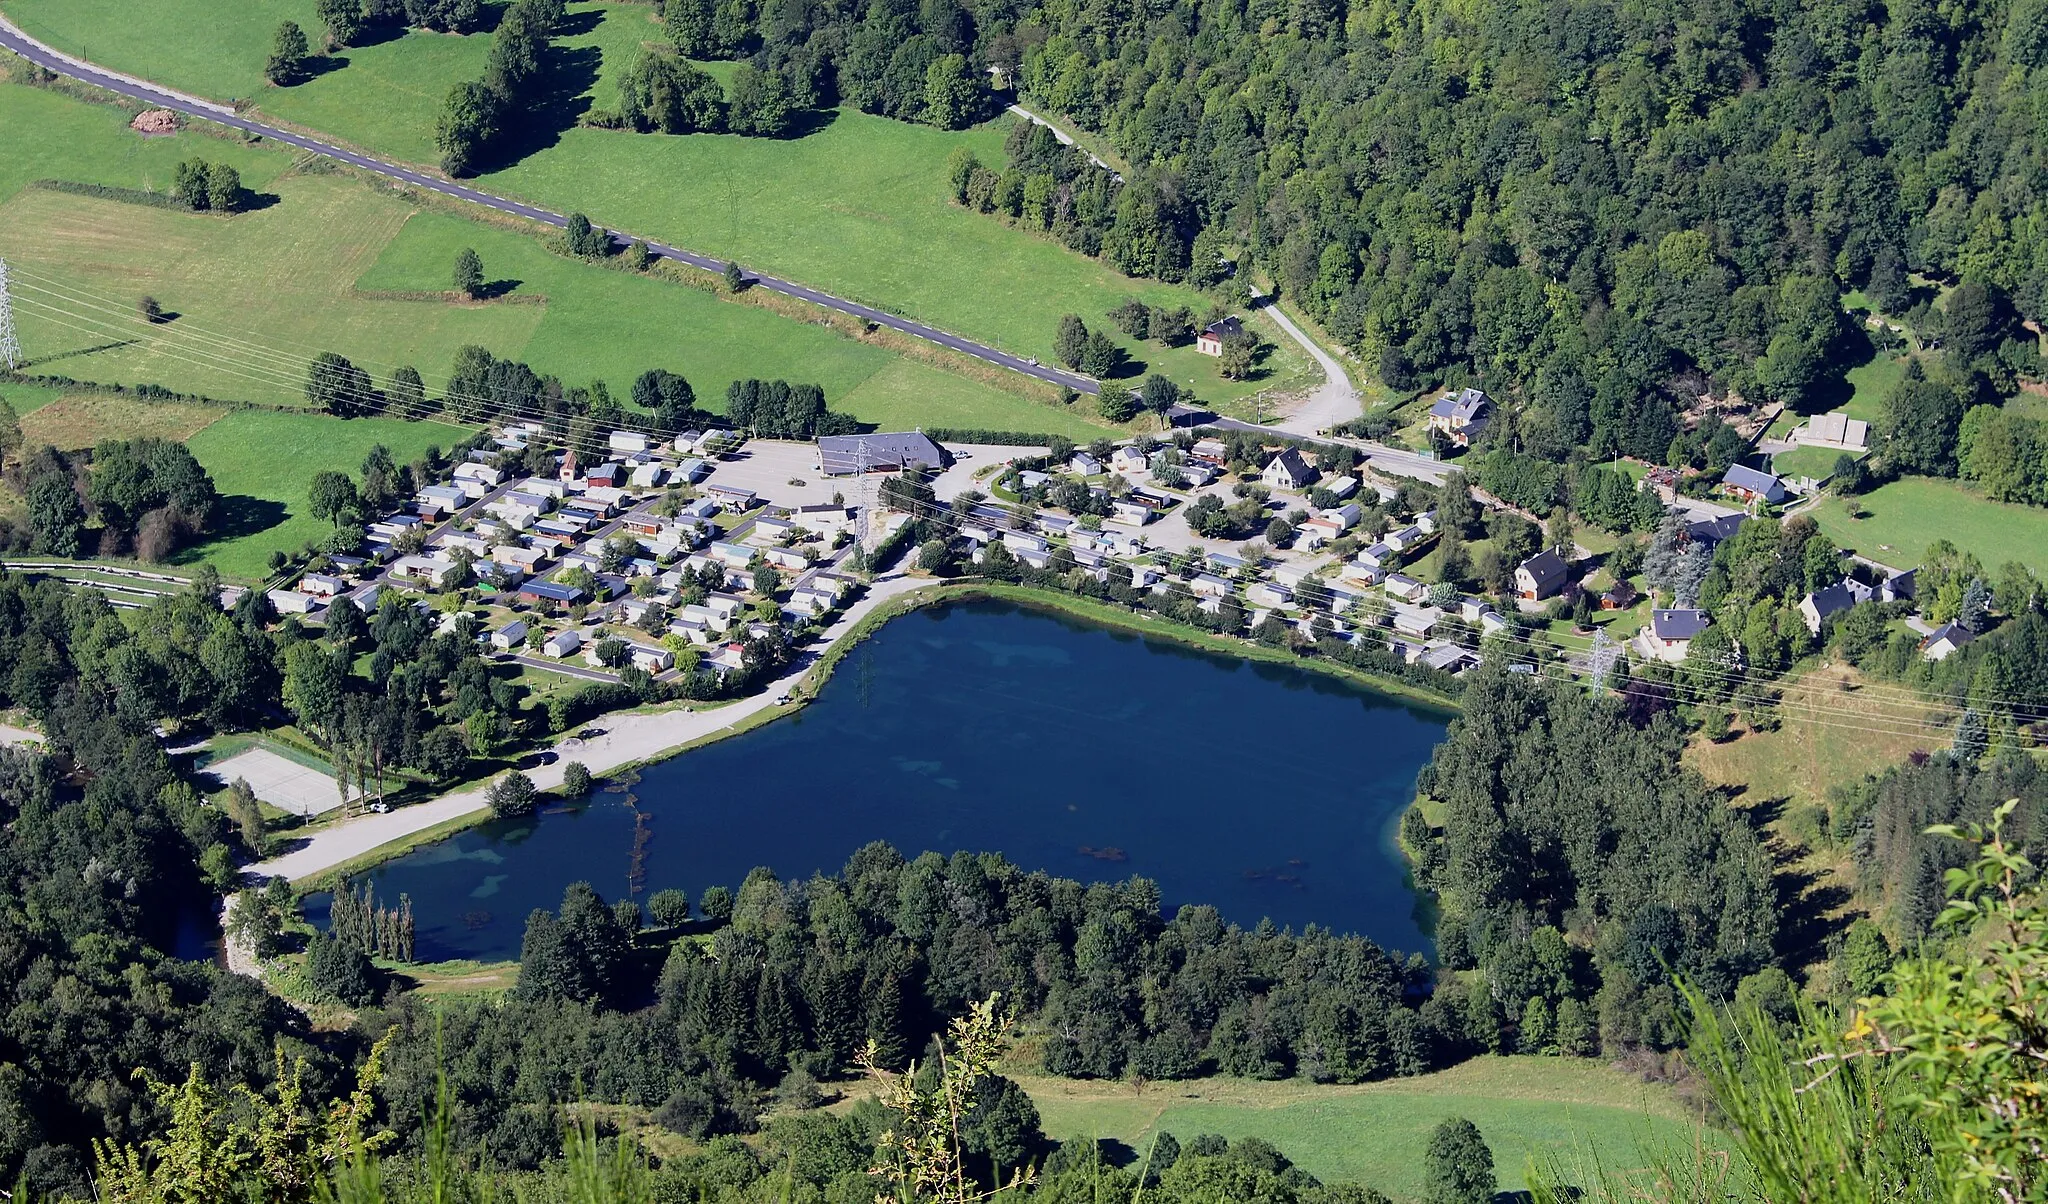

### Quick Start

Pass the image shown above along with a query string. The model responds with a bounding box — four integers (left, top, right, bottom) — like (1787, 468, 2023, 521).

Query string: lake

(310, 599, 1450, 961)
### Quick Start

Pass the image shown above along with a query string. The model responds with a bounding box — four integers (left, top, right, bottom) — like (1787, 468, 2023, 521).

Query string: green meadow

(1809, 475, 2048, 577)
(0, 0, 1315, 410)
(1010, 1056, 1708, 1201)
(0, 81, 1110, 437)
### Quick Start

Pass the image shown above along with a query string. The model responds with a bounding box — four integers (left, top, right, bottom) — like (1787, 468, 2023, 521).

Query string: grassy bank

(922, 580, 1461, 714)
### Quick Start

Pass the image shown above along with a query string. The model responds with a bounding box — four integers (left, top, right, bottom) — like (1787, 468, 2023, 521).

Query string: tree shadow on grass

(298, 53, 350, 81)
(476, 277, 524, 299)
(473, 42, 603, 171)
(198, 495, 289, 547)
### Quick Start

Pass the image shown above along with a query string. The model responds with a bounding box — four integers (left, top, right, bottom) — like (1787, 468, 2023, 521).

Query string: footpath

(249, 574, 934, 884)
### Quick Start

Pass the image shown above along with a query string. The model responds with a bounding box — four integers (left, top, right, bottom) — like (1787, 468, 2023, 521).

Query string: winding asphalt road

(0, 14, 1101, 395)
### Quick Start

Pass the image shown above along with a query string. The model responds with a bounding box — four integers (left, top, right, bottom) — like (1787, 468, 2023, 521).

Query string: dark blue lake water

(311, 600, 1449, 961)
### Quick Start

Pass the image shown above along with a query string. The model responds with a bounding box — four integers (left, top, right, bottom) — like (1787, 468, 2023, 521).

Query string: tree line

(0, 569, 311, 1198)
(0, 436, 217, 562)
(303, 347, 865, 447)
(434, 0, 568, 175)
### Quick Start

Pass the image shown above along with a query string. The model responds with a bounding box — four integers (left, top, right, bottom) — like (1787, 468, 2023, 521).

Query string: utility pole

(0, 258, 20, 371)
(853, 436, 875, 553)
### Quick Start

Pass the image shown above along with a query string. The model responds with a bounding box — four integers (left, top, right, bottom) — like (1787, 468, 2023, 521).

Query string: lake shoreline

(295, 579, 1456, 900)
(311, 593, 1451, 962)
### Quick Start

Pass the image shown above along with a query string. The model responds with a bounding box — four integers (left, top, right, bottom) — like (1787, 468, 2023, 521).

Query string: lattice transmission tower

(0, 258, 21, 371)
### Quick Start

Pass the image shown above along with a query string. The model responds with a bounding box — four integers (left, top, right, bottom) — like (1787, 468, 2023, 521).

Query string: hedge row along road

(0, 13, 1103, 396)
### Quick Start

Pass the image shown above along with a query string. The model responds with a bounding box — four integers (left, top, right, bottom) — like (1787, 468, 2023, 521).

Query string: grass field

(1840, 350, 1908, 422)
(1689, 663, 1943, 809)
(1808, 475, 2048, 577)
(1007, 1057, 1704, 1200)
(20, 390, 227, 448)
(0, 380, 79, 415)
(0, 0, 1316, 409)
(1769, 444, 1855, 481)
(0, 87, 1112, 437)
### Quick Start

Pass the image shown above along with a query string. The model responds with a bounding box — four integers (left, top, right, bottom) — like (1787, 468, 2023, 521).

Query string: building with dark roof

(816, 431, 950, 476)
(1514, 549, 1570, 599)
(1723, 463, 1786, 505)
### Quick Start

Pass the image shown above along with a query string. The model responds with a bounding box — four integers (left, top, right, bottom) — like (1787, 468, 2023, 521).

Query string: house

(1601, 580, 1639, 610)
(749, 516, 798, 545)
(761, 546, 809, 571)
(518, 477, 567, 500)
(543, 629, 582, 658)
(1296, 519, 1339, 548)
(1322, 503, 1362, 531)
(1068, 452, 1104, 476)
(1515, 549, 1569, 600)
(1479, 611, 1511, 637)
(489, 620, 529, 650)
(1190, 438, 1229, 465)
(793, 504, 852, 536)
(1357, 542, 1397, 571)
(629, 645, 675, 673)
(1262, 447, 1318, 492)
(630, 462, 666, 489)
(586, 462, 625, 489)
(1194, 315, 1243, 356)
(1920, 622, 1975, 661)
(705, 484, 757, 510)
(1207, 550, 1246, 575)
(1110, 446, 1149, 473)
(1799, 578, 1875, 634)
(1384, 525, 1427, 553)
(1425, 388, 1491, 448)
(1341, 560, 1387, 586)
(1189, 572, 1232, 598)
(453, 462, 502, 488)
(1383, 573, 1428, 603)
(673, 458, 710, 484)
(1636, 608, 1709, 663)
(1246, 582, 1293, 609)
(558, 450, 581, 485)
(520, 579, 586, 608)
(267, 589, 319, 615)
(816, 431, 950, 476)
(301, 572, 347, 597)
(1723, 464, 1787, 505)
(1688, 513, 1746, 546)
(1392, 603, 1442, 638)
(1880, 566, 1917, 603)
(1419, 643, 1479, 675)
(420, 484, 469, 510)
(608, 430, 651, 456)
(1109, 499, 1153, 527)
(1325, 475, 1359, 500)
(1273, 561, 1318, 590)
(1003, 531, 1050, 555)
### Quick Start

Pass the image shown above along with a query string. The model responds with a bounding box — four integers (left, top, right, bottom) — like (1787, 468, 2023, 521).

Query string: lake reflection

(309, 600, 1449, 961)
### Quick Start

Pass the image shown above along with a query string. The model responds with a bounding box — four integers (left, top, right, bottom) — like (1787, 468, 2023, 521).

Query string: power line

(0, 259, 21, 371)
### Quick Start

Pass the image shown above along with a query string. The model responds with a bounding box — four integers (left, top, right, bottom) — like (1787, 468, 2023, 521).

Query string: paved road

(0, 14, 1101, 396)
